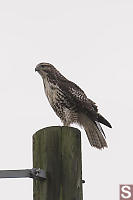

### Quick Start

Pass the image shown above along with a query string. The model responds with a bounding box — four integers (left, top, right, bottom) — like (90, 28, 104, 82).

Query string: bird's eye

(40, 65, 46, 69)
(42, 67, 49, 73)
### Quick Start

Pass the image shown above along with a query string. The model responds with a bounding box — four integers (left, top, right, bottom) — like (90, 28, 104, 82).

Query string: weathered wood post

(33, 126, 83, 200)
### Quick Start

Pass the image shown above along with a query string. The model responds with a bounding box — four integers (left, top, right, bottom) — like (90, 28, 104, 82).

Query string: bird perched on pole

(35, 63, 112, 149)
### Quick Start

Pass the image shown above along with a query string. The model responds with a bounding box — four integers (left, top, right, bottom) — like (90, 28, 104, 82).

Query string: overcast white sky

(0, 0, 133, 199)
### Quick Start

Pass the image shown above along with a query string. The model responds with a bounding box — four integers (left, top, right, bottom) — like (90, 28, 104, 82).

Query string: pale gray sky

(0, 0, 133, 199)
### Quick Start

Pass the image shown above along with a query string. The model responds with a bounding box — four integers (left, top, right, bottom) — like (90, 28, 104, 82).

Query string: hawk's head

(35, 63, 55, 78)
(35, 62, 66, 82)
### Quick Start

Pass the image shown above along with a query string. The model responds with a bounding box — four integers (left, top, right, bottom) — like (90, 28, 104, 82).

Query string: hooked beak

(35, 64, 41, 72)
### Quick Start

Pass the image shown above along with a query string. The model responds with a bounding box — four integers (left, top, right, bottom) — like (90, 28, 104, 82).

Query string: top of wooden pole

(33, 126, 83, 200)
(33, 126, 81, 136)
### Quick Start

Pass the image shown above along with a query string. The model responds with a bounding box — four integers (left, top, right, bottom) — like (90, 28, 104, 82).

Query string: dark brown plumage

(35, 63, 112, 149)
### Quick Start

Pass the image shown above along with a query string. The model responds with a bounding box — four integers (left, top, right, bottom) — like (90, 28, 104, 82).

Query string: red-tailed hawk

(35, 63, 112, 149)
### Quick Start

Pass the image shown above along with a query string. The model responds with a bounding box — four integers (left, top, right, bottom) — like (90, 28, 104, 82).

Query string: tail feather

(95, 121, 106, 138)
(78, 113, 107, 149)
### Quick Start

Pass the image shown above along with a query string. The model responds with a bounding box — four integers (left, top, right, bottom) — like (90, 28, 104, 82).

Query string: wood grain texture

(33, 126, 83, 200)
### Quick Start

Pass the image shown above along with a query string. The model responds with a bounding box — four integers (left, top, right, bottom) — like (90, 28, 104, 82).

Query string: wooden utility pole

(33, 126, 83, 200)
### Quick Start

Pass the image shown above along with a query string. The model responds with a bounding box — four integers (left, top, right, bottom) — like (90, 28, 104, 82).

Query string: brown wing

(58, 79, 112, 128)
(58, 79, 98, 120)
(87, 98, 98, 112)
